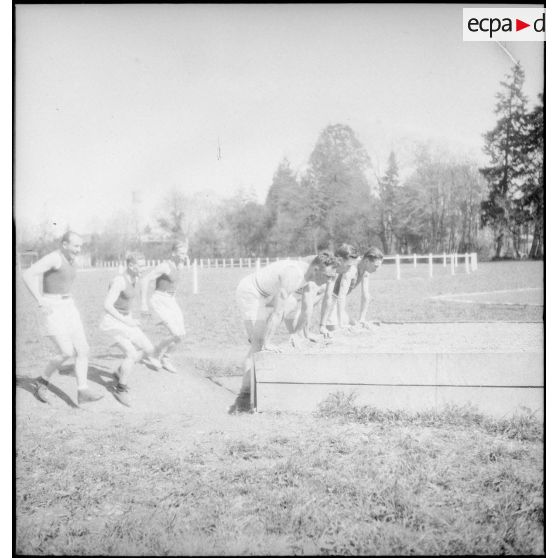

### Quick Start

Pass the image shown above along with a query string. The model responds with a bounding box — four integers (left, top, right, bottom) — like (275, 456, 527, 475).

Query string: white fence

(96, 252, 478, 295)
(384, 252, 478, 279)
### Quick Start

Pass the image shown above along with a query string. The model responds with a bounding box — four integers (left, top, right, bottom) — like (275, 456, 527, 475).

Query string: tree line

(18, 63, 543, 262)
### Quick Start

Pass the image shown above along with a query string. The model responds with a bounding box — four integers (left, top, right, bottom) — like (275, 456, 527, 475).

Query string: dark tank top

(155, 263, 179, 295)
(43, 251, 76, 295)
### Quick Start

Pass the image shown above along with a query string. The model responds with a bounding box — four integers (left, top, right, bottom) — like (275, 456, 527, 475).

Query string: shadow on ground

(15, 364, 118, 408)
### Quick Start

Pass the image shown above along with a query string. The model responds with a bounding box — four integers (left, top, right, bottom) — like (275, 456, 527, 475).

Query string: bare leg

(42, 336, 74, 382)
(114, 337, 140, 386)
(73, 334, 90, 391)
(239, 319, 266, 394)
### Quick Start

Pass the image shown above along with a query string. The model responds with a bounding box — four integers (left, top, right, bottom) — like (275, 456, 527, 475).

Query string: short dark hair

(311, 252, 339, 268)
(335, 243, 359, 260)
(60, 231, 81, 244)
(362, 247, 384, 261)
(125, 252, 140, 265)
(171, 242, 188, 253)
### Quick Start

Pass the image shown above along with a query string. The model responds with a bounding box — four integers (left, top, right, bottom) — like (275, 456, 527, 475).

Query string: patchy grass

(16, 407, 543, 555)
(316, 391, 543, 442)
(15, 260, 544, 555)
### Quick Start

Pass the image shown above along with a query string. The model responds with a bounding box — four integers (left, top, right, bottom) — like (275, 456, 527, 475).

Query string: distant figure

(231, 253, 338, 412)
(99, 254, 161, 407)
(140, 243, 189, 374)
(329, 246, 384, 330)
(22, 231, 104, 405)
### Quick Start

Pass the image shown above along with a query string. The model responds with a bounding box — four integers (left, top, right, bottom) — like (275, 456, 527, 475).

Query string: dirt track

(16, 322, 543, 433)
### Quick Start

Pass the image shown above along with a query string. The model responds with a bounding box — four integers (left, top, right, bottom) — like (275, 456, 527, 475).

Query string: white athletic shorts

(235, 275, 298, 323)
(150, 291, 186, 337)
(41, 296, 88, 350)
(99, 313, 154, 351)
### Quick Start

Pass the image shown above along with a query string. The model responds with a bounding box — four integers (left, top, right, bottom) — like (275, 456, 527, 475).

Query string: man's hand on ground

(261, 343, 282, 353)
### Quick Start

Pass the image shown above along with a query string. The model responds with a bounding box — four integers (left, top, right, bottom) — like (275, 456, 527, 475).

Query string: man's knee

(128, 347, 141, 362)
(173, 334, 185, 344)
(74, 342, 90, 359)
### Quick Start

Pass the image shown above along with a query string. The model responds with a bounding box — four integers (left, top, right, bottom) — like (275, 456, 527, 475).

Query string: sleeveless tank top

(253, 260, 306, 298)
(155, 262, 180, 295)
(113, 274, 137, 316)
(43, 251, 76, 295)
(333, 262, 359, 296)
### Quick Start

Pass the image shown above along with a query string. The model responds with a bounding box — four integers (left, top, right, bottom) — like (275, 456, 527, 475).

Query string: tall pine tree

(377, 151, 399, 254)
(480, 64, 531, 258)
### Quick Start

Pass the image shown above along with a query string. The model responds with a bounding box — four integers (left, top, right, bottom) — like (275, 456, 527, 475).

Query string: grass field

(15, 261, 544, 555)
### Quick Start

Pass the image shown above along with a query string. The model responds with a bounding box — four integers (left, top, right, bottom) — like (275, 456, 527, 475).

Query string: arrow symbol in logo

(516, 19, 530, 31)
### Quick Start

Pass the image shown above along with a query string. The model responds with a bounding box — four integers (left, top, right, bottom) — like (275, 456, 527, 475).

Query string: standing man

(140, 242, 188, 373)
(99, 254, 161, 406)
(232, 252, 338, 412)
(22, 231, 104, 405)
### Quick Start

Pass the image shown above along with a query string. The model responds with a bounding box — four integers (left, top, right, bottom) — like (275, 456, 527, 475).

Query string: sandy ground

(16, 322, 543, 432)
(286, 322, 543, 353)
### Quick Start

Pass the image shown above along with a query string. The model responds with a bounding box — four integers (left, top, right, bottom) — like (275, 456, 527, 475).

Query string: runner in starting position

(325, 246, 384, 331)
(232, 252, 338, 412)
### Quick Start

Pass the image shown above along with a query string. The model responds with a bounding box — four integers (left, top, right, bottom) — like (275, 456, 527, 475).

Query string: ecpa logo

(463, 8, 545, 41)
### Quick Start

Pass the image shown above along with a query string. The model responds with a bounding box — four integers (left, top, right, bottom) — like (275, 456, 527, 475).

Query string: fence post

(396, 254, 401, 280)
(266, 257, 270, 265)
(428, 254, 433, 278)
(443, 252, 447, 267)
(451, 254, 455, 275)
(455, 254, 459, 268)
(465, 253, 470, 274)
(192, 259, 198, 294)
(413, 254, 417, 268)
(200, 259, 203, 270)
(256, 258, 261, 271)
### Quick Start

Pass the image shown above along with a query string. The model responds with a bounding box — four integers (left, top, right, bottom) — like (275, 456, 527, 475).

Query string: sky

(14, 3, 544, 236)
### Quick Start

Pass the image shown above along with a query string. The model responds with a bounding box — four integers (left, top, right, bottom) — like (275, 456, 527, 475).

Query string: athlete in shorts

(100, 254, 161, 406)
(140, 243, 188, 373)
(22, 231, 104, 405)
(231, 252, 338, 412)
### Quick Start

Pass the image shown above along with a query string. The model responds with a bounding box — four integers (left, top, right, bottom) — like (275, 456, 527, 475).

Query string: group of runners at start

(22, 232, 384, 411)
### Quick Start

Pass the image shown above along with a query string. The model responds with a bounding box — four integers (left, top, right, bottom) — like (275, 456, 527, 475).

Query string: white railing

(385, 252, 478, 279)
(95, 252, 478, 294)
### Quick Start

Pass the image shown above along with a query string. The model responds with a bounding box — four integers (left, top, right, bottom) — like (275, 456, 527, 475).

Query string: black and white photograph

(14, 3, 545, 555)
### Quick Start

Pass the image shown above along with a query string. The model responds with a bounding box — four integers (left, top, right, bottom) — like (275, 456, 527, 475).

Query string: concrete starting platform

(253, 322, 543, 417)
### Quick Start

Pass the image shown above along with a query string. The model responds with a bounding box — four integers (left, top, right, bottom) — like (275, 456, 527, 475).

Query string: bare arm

(336, 272, 354, 327)
(261, 265, 303, 349)
(104, 277, 137, 325)
(261, 287, 290, 349)
(22, 252, 61, 306)
(319, 278, 336, 332)
(295, 283, 319, 338)
(140, 263, 169, 311)
(358, 272, 372, 323)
